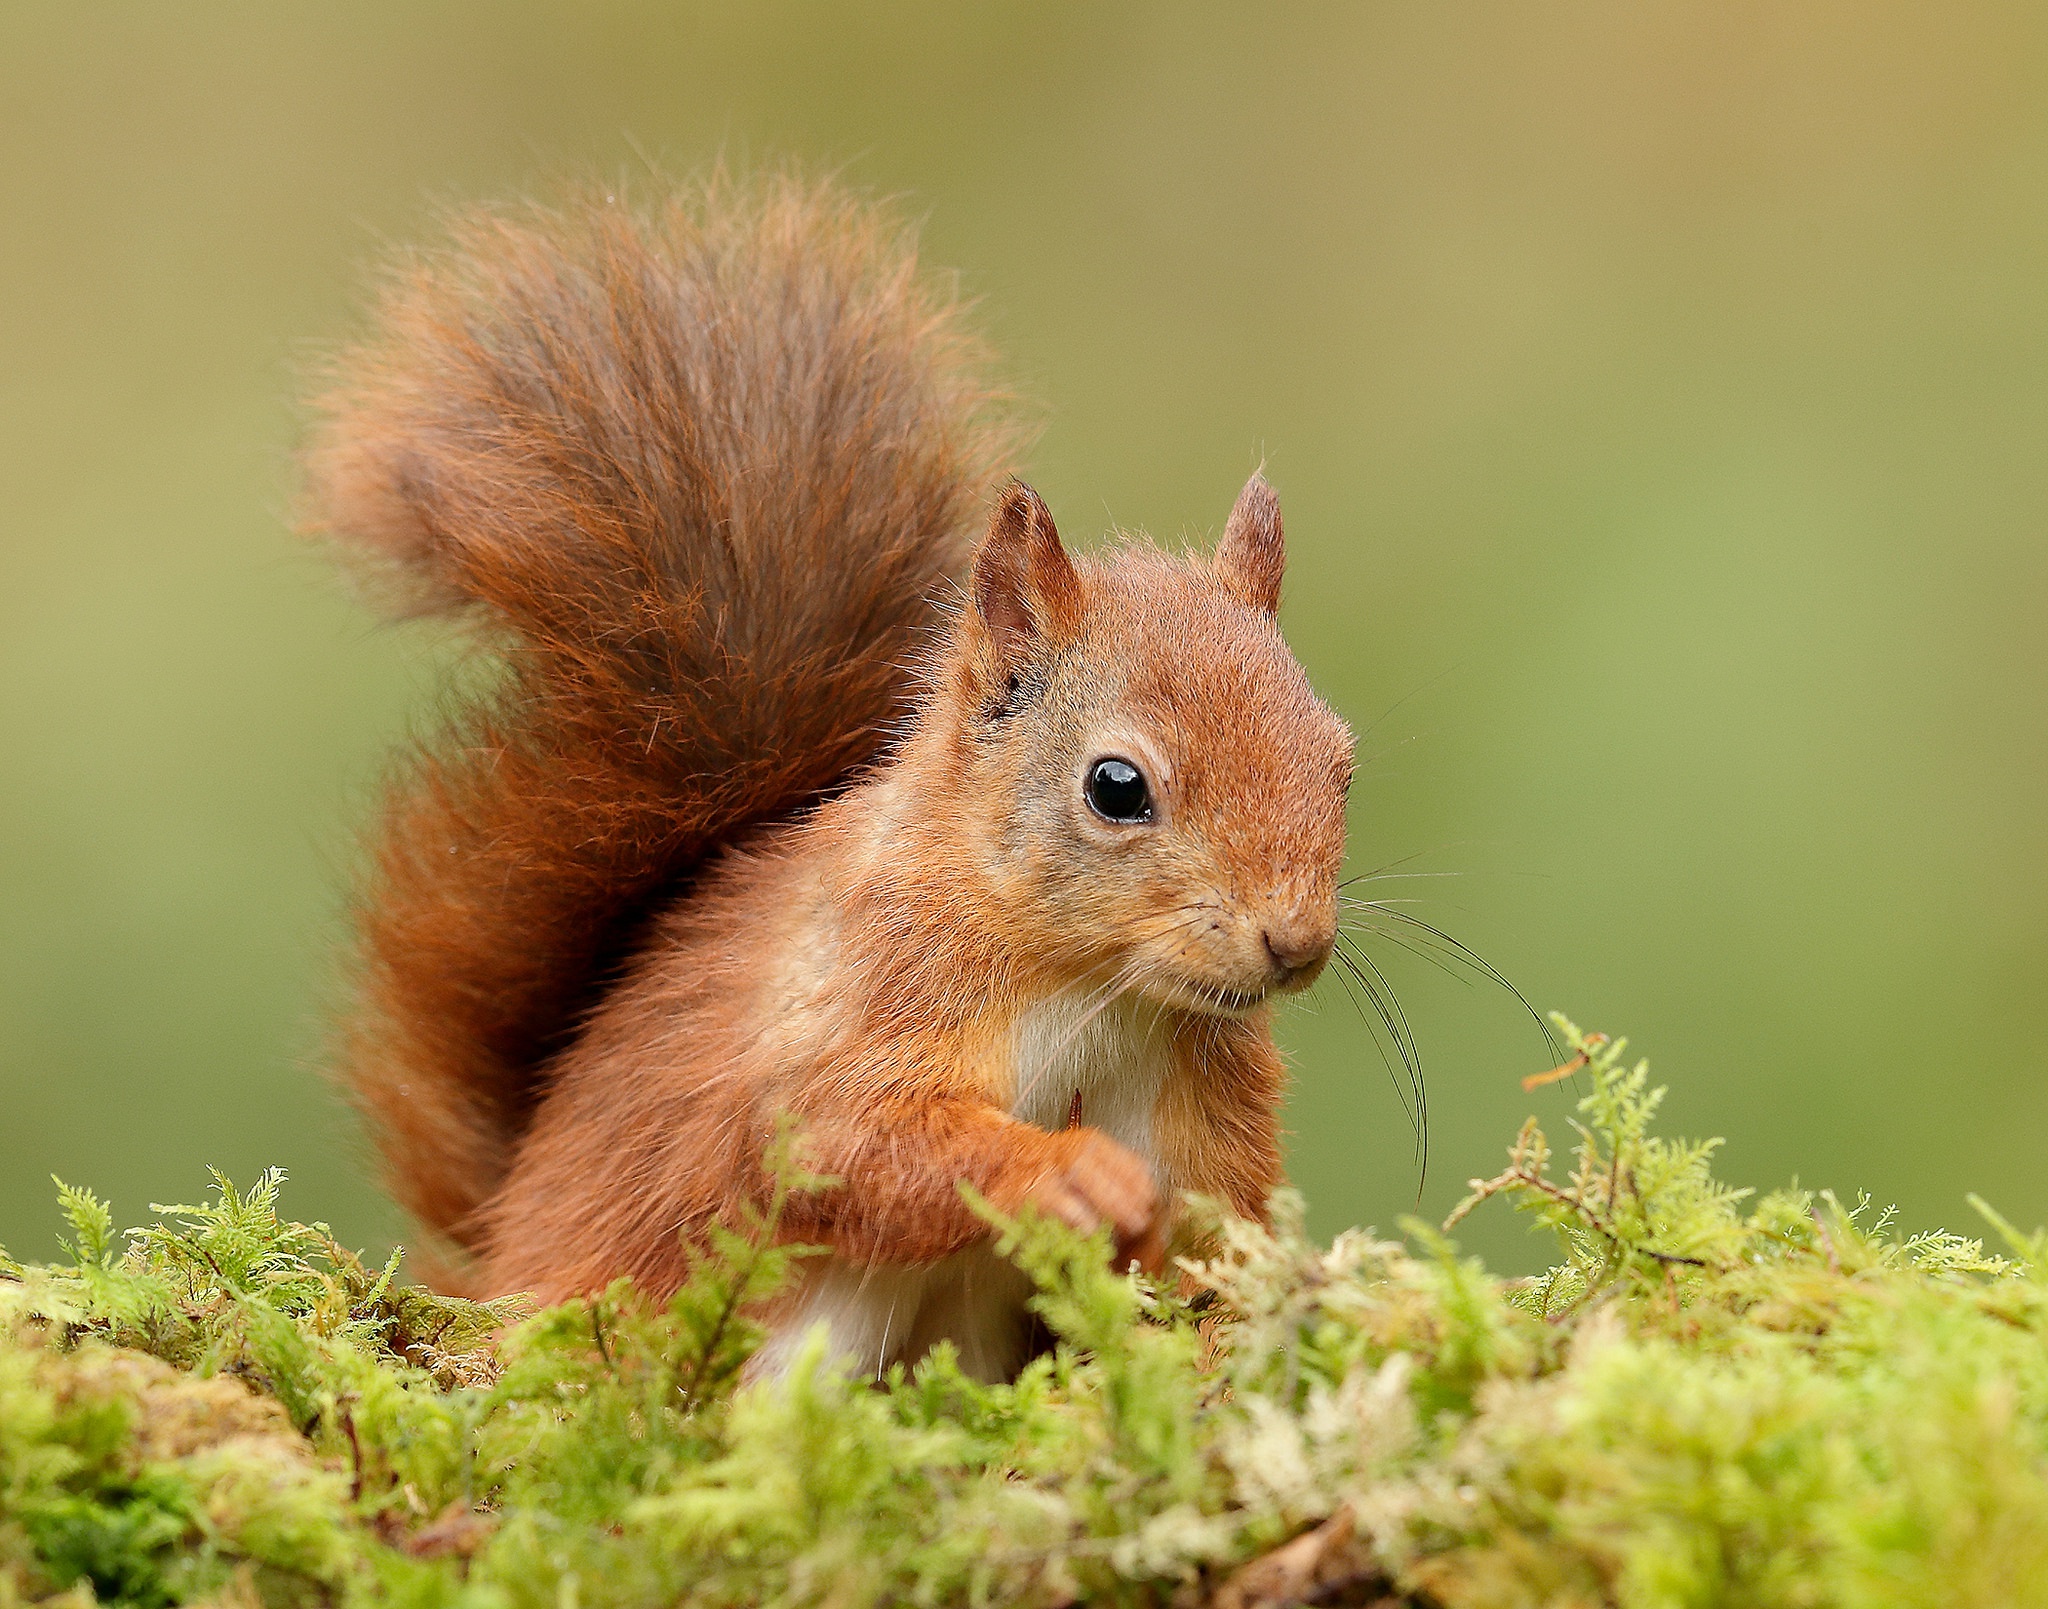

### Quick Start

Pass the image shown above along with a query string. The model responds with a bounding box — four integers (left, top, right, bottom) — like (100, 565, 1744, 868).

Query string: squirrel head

(941, 475, 1354, 1016)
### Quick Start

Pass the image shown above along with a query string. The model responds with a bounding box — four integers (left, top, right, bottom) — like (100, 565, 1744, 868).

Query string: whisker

(1338, 839, 1498, 893)
(1348, 901, 1559, 1063)
(1352, 661, 1465, 744)
(1333, 941, 1423, 1120)
(1330, 944, 1426, 1176)
(1336, 936, 1428, 1189)
(1338, 918, 1479, 987)
(1334, 935, 1422, 1072)
(1317, 949, 1420, 1145)
(1337, 858, 1433, 891)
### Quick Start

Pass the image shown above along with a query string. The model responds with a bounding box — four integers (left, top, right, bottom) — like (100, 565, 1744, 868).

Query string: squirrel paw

(1024, 1130, 1166, 1275)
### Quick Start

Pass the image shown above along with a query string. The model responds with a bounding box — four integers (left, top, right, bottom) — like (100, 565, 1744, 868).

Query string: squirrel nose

(1262, 920, 1333, 980)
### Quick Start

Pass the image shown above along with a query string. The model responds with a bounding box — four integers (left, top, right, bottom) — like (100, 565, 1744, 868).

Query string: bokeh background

(4, 4, 2045, 1275)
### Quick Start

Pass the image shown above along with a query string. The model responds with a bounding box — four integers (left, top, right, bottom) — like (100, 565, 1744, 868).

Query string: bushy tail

(302, 173, 1017, 1265)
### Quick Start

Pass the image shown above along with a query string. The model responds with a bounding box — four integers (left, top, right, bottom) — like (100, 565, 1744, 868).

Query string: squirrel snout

(1262, 918, 1334, 982)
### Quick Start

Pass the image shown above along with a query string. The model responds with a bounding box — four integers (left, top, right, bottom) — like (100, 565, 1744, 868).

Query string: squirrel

(303, 173, 1354, 1383)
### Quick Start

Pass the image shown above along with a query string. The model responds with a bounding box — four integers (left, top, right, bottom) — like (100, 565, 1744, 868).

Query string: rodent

(303, 173, 1354, 1383)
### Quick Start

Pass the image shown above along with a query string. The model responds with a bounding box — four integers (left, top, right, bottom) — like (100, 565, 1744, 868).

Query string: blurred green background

(4, 3, 2045, 1276)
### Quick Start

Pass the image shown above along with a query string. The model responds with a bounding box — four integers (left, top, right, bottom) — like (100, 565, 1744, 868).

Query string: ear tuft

(1216, 473, 1285, 614)
(970, 480, 1081, 673)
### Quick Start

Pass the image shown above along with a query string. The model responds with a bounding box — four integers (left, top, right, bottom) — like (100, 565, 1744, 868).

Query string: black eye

(1085, 757, 1152, 823)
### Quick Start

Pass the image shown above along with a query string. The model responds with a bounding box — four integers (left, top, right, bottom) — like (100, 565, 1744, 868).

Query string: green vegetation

(5, 1017, 2047, 1608)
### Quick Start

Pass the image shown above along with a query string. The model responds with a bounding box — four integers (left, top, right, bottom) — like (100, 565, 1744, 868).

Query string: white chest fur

(751, 988, 1176, 1385)
(1006, 989, 1174, 1177)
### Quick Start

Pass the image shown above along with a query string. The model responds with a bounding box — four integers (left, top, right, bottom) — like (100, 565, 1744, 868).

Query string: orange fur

(304, 175, 1352, 1377)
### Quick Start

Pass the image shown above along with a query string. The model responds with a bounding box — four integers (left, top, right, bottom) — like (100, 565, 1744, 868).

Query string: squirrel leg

(1146, 1029, 1286, 1317)
(1155, 1023, 1286, 1229)
(774, 1097, 1164, 1272)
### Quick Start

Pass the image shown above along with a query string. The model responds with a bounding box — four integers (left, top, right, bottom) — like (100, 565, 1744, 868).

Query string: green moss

(3, 1015, 2046, 1607)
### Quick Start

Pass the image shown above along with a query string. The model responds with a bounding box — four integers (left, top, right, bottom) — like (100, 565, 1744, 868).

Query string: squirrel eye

(1085, 757, 1152, 824)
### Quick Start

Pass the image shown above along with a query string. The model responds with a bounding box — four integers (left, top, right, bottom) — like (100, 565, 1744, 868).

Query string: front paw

(1024, 1129, 1165, 1274)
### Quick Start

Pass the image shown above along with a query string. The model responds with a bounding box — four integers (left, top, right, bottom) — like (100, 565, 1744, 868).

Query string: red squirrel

(304, 174, 1353, 1382)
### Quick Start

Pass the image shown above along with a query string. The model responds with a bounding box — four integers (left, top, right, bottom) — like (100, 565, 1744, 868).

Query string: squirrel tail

(302, 172, 1018, 1268)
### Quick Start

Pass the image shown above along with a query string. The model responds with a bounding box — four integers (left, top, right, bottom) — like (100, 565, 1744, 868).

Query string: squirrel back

(303, 175, 1018, 1263)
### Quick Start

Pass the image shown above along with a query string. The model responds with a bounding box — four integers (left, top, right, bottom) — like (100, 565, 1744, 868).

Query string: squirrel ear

(970, 480, 1082, 671)
(1216, 473, 1284, 615)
